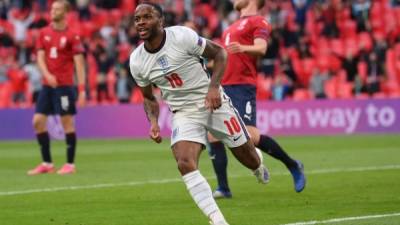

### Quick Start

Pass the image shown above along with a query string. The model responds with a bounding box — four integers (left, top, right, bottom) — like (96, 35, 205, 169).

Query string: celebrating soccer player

(130, 3, 269, 225)
(28, 0, 86, 175)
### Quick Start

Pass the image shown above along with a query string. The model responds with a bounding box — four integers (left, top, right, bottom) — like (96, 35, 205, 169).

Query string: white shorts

(170, 98, 250, 148)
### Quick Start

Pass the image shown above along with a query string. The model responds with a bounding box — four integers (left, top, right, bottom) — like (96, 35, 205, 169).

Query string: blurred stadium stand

(0, 0, 400, 109)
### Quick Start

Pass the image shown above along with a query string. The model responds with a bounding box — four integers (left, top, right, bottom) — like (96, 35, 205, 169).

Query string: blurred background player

(130, 3, 269, 225)
(209, 0, 306, 198)
(28, 0, 86, 175)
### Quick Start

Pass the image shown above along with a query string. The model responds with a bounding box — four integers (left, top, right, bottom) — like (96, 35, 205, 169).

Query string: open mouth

(138, 28, 149, 36)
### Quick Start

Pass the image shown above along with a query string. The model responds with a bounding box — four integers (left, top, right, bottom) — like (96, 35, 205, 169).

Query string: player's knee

(247, 127, 260, 145)
(32, 116, 46, 132)
(61, 116, 75, 132)
(177, 158, 197, 174)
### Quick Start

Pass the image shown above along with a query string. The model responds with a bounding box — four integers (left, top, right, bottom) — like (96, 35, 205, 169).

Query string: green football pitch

(1, 135, 399, 225)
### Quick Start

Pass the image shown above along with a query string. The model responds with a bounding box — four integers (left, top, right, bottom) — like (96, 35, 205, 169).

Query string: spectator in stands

(8, 8, 34, 43)
(12, 0, 32, 9)
(94, 0, 120, 9)
(319, 0, 339, 38)
(38, 0, 48, 12)
(373, 37, 388, 74)
(93, 45, 112, 103)
(297, 37, 312, 58)
(272, 73, 292, 101)
(76, 0, 91, 20)
(341, 51, 359, 82)
(366, 52, 384, 95)
(310, 68, 329, 99)
(116, 67, 130, 103)
(260, 30, 280, 76)
(23, 56, 42, 103)
(0, 57, 9, 84)
(280, 51, 298, 86)
(0, 30, 14, 47)
(8, 64, 27, 104)
(391, 0, 400, 7)
(351, 0, 371, 32)
(100, 19, 118, 58)
(291, 0, 312, 34)
(0, 0, 11, 19)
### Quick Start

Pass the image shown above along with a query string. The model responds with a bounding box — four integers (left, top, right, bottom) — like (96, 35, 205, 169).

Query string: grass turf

(0, 135, 399, 225)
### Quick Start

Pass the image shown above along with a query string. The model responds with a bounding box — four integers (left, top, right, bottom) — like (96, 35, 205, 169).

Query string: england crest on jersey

(157, 55, 170, 73)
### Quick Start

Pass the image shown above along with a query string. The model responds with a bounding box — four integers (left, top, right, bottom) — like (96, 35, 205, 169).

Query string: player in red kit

(209, 0, 306, 198)
(28, 0, 86, 175)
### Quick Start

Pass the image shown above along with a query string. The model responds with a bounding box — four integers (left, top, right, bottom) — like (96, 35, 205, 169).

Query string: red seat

(324, 79, 338, 99)
(339, 19, 357, 39)
(337, 82, 353, 99)
(256, 75, 272, 100)
(358, 32, 373, 51)
(130, 88, 144, 103)
(344, 36, 359, 56)
(293, 89, 310, 101)
(0, 82, 13, 108)
(357, 61, 368, 83)
(330, 39, 345, 56)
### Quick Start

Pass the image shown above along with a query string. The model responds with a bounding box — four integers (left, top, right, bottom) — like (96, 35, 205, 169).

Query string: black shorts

(35, 86, 77, 116)
(223, 84, 257, 126)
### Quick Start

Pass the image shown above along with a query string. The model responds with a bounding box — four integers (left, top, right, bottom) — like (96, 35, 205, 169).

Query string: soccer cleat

(253, 165, 270, 184)
(27, 163, 55, 175)
(57, 164, 76, 175)
(212, 189, 232, 199)
(289, 160, 306, 192)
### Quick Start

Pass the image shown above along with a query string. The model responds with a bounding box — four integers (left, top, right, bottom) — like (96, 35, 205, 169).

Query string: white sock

(182, 170, 227, 224)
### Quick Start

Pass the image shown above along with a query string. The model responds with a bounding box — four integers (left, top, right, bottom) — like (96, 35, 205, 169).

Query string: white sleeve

(129, 55, 150, 87)
(178, 26, 206, 56)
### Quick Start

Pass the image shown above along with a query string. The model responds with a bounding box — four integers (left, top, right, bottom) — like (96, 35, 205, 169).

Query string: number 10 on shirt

(165, 73, 183, 88)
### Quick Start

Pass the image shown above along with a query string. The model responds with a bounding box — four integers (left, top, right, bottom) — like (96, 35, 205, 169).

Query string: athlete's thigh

(207, 100, 250, 148)
(171, 111, 208, 148)
(172, 141, 204, 164)
(223, 85, 257, 126)
(55, 86, 77, 116)
(35, 86, 55, 115)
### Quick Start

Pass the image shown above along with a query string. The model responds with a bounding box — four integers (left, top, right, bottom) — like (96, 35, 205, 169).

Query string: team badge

(157, 55, 170, 73)
(237, 19, 248, 30)
(60, 36, 67, 48)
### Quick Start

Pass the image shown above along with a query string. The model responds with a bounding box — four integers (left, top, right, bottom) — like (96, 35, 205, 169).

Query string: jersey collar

(144, 30, 166, 54)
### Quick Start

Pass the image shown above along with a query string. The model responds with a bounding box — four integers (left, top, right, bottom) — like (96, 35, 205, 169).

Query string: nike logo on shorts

(233, 135, 242, 142)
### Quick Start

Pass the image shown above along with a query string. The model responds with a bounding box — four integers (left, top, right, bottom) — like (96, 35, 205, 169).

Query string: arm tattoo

(143, 96, 159, 123)
(202, 40, 227, 88)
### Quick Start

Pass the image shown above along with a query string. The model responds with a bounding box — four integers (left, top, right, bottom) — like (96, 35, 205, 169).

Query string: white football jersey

(130, 26, 215, 112)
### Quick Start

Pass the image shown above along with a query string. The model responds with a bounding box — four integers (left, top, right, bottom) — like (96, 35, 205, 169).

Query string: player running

(130, 3, 269, 225)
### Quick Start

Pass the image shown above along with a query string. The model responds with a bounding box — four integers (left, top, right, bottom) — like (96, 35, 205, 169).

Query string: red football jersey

(37, 25, 84, 86)
(221, 15, 271, 86)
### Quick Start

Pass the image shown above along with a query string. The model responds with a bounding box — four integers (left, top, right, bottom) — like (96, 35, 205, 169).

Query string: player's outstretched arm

(202, 40, 227, 111)
(140, 85, 162, 143)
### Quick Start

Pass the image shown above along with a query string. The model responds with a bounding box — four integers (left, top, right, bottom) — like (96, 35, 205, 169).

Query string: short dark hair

(140, 2, 164, 18)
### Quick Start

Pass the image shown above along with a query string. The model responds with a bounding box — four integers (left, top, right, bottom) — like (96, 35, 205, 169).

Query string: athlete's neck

(240, 4, 258, 17)
(52, 20, 67, 31)
(144, 29, 165, 52)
